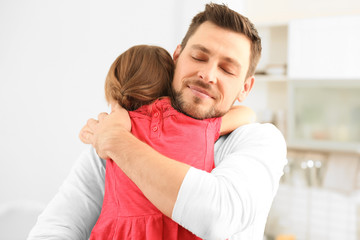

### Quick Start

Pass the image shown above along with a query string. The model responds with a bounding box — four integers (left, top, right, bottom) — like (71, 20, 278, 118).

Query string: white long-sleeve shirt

(27, 123, 287, 240)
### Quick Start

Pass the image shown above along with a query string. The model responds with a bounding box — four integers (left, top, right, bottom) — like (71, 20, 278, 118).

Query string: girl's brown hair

(105, 45, 174, 111)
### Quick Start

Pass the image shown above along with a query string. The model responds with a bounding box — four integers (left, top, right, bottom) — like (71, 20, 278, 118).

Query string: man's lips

(188, 85, 214, 99)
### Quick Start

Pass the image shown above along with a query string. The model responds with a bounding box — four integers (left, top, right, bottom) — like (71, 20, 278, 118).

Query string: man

(28, 3, 287, 240)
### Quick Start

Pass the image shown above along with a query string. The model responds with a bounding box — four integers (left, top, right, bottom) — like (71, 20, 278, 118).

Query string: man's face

(171, 21, 254, 119)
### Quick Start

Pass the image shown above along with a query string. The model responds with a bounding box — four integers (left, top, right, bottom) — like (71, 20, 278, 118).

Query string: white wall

(0, 0, 177, 205)
(0, 0, 245, 238)
(245, 0, 360, 25)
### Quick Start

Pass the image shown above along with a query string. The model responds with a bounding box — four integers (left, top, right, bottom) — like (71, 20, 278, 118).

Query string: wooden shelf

(287, 141, 360, 155)
(255, 74, 288, 82)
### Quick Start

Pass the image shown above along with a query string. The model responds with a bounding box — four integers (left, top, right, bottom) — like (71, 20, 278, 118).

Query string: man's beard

(170, 79, 227, 120)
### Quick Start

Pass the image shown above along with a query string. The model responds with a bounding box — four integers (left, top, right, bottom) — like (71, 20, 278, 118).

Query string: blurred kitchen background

(0, 0, 359, 239)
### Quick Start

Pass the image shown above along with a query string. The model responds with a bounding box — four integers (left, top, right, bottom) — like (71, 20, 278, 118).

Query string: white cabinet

(248, 16, 360, 153)
(287, 80, 360, 152)
(288, 15, 360, 79)
(256, 15, 360, 80)
(265, 184, 359, 240)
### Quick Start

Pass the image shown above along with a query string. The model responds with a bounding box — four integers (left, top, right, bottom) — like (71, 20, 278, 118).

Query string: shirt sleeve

(172, 123, 287, 240)
(212, 117, 222, 141)
(27, 146, 106, 240)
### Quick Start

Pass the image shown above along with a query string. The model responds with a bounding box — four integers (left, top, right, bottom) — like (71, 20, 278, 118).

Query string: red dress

(90, 98, 221, 240)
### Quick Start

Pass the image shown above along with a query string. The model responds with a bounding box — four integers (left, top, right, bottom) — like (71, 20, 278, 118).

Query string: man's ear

(173, 44, 182, 63)
(237, 76, 255, 102)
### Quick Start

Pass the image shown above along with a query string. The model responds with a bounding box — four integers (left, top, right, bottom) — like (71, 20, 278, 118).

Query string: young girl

(87, 45, 255, 240)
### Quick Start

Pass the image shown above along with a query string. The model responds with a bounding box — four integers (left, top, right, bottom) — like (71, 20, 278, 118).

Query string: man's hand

(79, 103, 131, 159)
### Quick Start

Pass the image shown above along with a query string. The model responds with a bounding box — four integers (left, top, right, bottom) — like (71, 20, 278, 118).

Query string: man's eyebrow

(190, 44, 211, 54)
(223, 56, 241, 69)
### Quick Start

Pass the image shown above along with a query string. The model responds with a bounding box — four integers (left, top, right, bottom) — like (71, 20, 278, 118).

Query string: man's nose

(198, 63, 217, 84)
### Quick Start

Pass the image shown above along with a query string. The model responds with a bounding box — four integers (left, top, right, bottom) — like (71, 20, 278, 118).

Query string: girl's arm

(220, 105, 256, 135)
